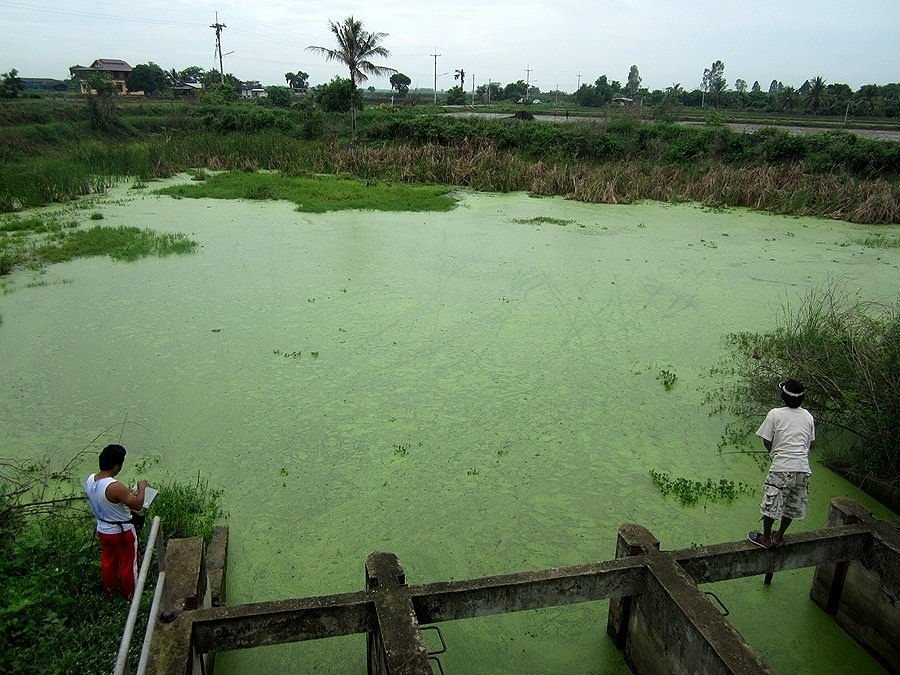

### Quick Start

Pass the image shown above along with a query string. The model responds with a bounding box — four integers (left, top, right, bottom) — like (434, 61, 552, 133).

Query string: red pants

(98, 528, 140, 599)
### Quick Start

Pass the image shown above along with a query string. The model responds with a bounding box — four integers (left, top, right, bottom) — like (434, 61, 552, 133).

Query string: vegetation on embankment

(1, 98, 899, 223)
(707, 283, 900, 507)
(0, 449, 224, 674)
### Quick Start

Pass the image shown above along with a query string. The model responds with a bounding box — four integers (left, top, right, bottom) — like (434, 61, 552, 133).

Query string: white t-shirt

(84, 474, 135, 535)
(756, 406, 815, 474)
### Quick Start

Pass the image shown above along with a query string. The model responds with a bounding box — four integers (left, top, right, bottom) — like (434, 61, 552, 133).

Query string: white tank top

(84, 474, 134, 535)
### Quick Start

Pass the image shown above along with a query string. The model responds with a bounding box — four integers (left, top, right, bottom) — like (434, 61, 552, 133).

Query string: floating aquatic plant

(649, 469, 754, 506)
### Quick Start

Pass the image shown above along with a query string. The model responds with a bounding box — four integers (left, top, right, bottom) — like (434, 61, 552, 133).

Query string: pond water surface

(1, 181, 897, 673)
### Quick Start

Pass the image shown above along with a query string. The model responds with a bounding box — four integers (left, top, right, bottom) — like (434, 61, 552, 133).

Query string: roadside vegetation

(706, 282, 900, 509)
(0, 446, 224, 674)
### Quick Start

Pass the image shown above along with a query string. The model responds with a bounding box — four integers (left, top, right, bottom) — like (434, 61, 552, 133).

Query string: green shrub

(708, 282, 900, 485)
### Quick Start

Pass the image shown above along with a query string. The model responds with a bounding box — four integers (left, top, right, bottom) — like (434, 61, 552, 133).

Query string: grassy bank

(1, 99, 899, 223)
(0, 450, 225, 674)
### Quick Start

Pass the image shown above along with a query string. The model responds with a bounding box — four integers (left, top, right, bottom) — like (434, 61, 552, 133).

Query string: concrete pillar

(606, 524, 658, 648)
(810, 497, 900, 671)
(365, 552, 430, 675)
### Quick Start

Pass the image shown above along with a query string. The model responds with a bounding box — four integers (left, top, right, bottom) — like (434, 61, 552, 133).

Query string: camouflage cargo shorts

(760, 470, 809, 520)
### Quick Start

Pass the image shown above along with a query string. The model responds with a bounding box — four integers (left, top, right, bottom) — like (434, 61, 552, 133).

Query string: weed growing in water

(657, 368, 678, 391)
(513, 216, 577, 227)
(130, 180, 147, 190)
(393, 443, 409, 458)
(89, 212, 104, 220)
(851, 234, 900, 249)
(310, 351, 319, 358)
(273, 349, 302, 359)
(649, 469, 753, 506)
(466, 468, 480, 476)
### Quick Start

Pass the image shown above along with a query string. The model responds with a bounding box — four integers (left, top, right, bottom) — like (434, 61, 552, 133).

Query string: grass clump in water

(154, 171, 456, 213)
(36, 225, 197, 265)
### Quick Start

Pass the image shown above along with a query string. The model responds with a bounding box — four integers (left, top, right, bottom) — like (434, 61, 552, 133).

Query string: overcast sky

(3, 0, 898, 92)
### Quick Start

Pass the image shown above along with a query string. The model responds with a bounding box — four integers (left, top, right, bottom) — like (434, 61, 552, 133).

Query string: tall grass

(708, 282, 900, 489)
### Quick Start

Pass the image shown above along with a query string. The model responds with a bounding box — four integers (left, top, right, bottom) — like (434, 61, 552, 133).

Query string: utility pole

(525, 65, 532, 100)
(487, 79, 491, 105)
(577, 72, 582, 90)
(210, 13, 227, 84)
(431, 50, 440, 105)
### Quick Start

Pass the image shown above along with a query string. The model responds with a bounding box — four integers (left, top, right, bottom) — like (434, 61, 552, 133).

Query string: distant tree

(180, 66, 205, 84)
(476, 81, 501, 103)
(702, 60, 726, 107)
(625, 65, 641, 96)
(664, 83, 683, 105)
(201, 70, 240, 92)
(445, 85, 465, 105)
(84, 73, 119, 128)
(167, 68, 181, 87)
(735, 79, 747, 93)
(126, 62, 168, 95)
(265, 85, 292, 106)
(595, 75, 616, 105)
(804, 76, 827, 113)
(854, 84, 881, 116)
(0, 68, 24, 98)
(574, 83, 598, 107)
(502, 80, 526, 101)
(389, 72, 411, 97)
(454, 68, 465, 92)
(778, 86, 800, 111)
(751, 80, 761, 93)
(307, 16, 396, 138)
(315, 76, 361, 112)
(284, 71, 309, 92)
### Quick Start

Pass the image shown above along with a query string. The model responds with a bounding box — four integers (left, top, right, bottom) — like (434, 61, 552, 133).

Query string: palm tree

(805, 76, 828, 114)
(665, 83, 683, 105)
(307, 16, 396, 139)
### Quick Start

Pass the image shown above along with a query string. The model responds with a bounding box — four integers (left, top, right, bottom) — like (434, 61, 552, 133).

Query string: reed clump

(708, 281, 900, 491)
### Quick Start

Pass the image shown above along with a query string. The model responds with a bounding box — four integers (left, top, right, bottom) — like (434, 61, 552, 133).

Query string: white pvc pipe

(114, 516, 162, 675)
(136, 570, 167, 675)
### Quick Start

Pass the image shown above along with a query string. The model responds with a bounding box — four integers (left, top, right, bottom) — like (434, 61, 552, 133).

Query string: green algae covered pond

(1, 179, 898, 673)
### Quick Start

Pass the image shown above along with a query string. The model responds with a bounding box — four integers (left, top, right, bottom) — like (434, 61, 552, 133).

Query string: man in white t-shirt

(84, 444, 148, 599)
(748, 379, 816, 549)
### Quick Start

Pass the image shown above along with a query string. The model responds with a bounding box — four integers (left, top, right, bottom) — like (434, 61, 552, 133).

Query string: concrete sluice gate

(149, 497, 899, 674)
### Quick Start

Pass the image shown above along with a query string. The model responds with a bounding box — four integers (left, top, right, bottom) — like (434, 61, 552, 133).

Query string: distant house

(240, 82, 266, 98)
(611, 97, 634, 107)
(70, 59, 132, 94)
(172, 82, 202, 97)
(21, 78, 68, 92)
